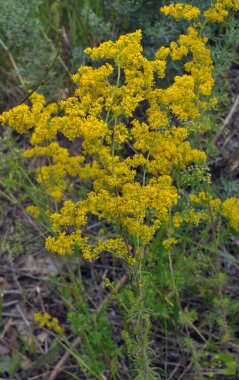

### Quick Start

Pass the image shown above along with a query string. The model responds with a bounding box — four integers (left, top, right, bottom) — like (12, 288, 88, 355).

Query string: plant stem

(134, 245, 151, 379)
(0, 38, 25, 87)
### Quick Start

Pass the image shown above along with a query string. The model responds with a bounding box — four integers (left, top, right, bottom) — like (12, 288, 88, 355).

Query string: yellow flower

(26, 205, 40, 218)
(34, 313, 64, 334)
(162, 238, 178, 250)
(0, 104, 35, 134)
(155, 46, 170, 60)
(222, 198, 239, 231)
(160, 4, 201, 21)
(203, 0, 239, 23)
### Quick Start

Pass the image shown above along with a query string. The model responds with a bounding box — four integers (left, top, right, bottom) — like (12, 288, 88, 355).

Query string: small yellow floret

(26, 205, 40, 218)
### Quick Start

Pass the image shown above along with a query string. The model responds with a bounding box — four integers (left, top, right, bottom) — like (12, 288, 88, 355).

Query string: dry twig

(48, 337, 80, 380)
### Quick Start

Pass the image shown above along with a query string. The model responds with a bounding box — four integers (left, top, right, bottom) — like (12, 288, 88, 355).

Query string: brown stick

(214, 94, 239, 145)
(48, 337, 80, 380)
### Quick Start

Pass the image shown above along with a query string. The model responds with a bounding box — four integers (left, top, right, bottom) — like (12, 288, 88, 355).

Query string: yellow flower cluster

(162, 237, 178, 250)
(172, 192, 222, 228)
(173, 192, 239, 233)
(222, 198, 239, 231)
(84, 30, 168, 118)
(160, 0, 239, 24)
(0, 93, 58, 143)
(44, 200, 132, 260)
(171, 27, 214, 96)
(34, 312, 64, 335)
(1, 4, 239, 263)
(173, 209, 206, 227)
(26, 205, 40, 218)
(153, 25, 216, 122)
(130, 124, 206, 175)
(0, 104, 35, 134)
(189, 192, 221, 213)
(204, 0, 239, 23)
(24, 142, 84, 201)
(45, 176, 178, 258)
(160, 4, 201, 21)
(87, 176, 178, 244)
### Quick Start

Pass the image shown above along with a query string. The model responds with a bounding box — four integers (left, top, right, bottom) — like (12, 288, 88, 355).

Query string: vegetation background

(0, 1, 239, 379)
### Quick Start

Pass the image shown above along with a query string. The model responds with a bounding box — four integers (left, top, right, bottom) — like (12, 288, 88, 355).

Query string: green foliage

(0, 0, 55, 99)
(29, 340, 61, 368)
(0, 133, 54, 269)
(0, 0, 113, 108)
(50, 268, 122, 378)
(215, 353, 237, 376)
(0, 351, 23, 379)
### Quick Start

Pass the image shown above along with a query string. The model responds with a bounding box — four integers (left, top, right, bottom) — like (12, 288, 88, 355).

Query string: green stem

(0, 38, 25, 87)
(134, 243, 151, 379)
(59, 337, 105, 380)
(18, 30, 62, 106)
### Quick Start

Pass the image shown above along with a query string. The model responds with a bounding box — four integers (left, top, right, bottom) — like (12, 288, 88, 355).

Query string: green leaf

(0, 355, 11, 374)
(216, 353, 237, 376)
(219, 366, 237, 376)
(219, 250, 238, 264)
(32, 340, 61, 368)
(0, 352, 23, 378)
(9, 351, 23, 379)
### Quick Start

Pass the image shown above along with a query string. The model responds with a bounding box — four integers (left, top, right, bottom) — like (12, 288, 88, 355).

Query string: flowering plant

(1, 1, 239, 378)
